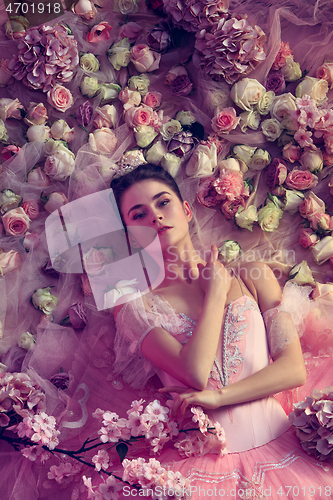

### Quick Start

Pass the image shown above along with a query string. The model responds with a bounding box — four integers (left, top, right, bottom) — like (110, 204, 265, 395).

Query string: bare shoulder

(238, 261, 282, 313)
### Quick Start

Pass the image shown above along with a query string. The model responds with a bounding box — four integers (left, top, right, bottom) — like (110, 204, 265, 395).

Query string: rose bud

(50, 372, 70, 390)
(63, 302, 88, 329)
(42, 260, 60, 279)
(147, 25, 171, 53)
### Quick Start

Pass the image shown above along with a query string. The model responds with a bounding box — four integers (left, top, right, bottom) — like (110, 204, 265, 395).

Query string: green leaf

(116, 442, 128, 462)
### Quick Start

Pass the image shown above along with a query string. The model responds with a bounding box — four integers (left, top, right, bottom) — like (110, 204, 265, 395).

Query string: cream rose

(186, 143, 217, 177)
(160, 119, 182, 141)
(0, 249, 21, 276)
(0, 119, 8, 142)
(261, 118, 283, 142)
(146, 141, 167, 164)
(283, 190, 304, 214)
(289, 260, 315, 285)
(175, 110, 196, 126)
(113, 0, 139, 14)
(44, 192, 68, 214)
(239, 110, 260, 132)
(18, 332, 35, 350)
(44, 145, 75, 181)
(134, 125, 158, 148)
(256, 91, 275, 115)
(311, 236, 333, 265)
(80, 53, 100, 72)
(282, 56, 302, 82)
(270, 93, 297, 122)
(295, 76, 328, 106)
(93, 105, 118, 129)
(50, 120, 74, 142)
(257, 202, 283, 232)
(99, 83, 121, 103)
(107, 39, 131, 71)
(27, 124, 50, 142)
(128, 74, 150, 96)
(230, 78, 266, 112)
(0, 189, 21, 215)
(0, 98, 24, 120)
(24, 102, 48, 126)
(161, 153, 182, 177)
(218, 240, 241, 264)
(232, 144, 256, 164)
(80, 76, 100, 98)
(235, 205, 258, 231)
(218, 157, 244, 173)
(247, 149, 271, 171)
(89, 128, 118, 155)
(130, 44, 161, 73)
(47, 85, 74, 113)
(32, 287, 58, 315)
(299, 147, 323, 173)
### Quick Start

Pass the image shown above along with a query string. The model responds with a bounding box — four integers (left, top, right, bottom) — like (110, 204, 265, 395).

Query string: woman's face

(120, 179, 192, 251)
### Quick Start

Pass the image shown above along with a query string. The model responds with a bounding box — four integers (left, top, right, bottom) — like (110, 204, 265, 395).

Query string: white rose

(0, 189, 21, 214)
(44, 145, 75, 181)
(99, 83, 122, 103)
(186, 143, 217, 177)
(50, 120, 73, 141)
(161, 153, 182, 177)
(235, 205, 258, 231)
(44, 139, 63, 156)
(32, 287, 58, 315)
(295, 76, 328, 106)
(113, 0, 139, 14)
(160, 119, 182, 141)
(256, 91, 275, 115)
(0, 119, 8, 142)
(80, 76, 100, 97)
(218, 240, 241, 263)
(283, 190, 304, 214)
(218, 157, 243, 173)
(98, 162, 118, 183)
(146, 141, 167, 164)
(289, 260, 315, 285)
(257, 202, 283, 232)
(299, 147, 323, 173)
(104, 279, 139, 309)
(128, 74, 150, 96)
(232, 144, 256, 164)
(239, 109, 260, 132)
(134, 125, 158, 148)
(248, 149, 271, 171)
(80, 53, 100, 72)
(175, 110, 196, 126)
(107, 39, 131, 71)
(261, 118, 283, 142)
(230, 78, 266, 112)
(282, 56, 302, 82)
(270, 93, 297, 122)
(18, 331, 35, 350)
(27, 124, 50, 142)
(311, 236, 333, 265)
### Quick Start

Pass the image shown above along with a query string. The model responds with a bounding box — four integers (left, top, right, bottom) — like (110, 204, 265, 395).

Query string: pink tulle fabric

(0, 0, 333, 498)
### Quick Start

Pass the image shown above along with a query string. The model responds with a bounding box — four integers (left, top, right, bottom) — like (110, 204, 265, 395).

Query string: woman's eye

(159, 199, 170, 207)
(133, 212, 145, 220)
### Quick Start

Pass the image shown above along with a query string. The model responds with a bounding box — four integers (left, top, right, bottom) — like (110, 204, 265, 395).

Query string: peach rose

(118, 87, 141, 111)
(309, 212, 333, 232)
(47, 85, 74, 113)
(295, 76, 328, 106)
(27, 167, 51, 188)
(130, 44, 161, 73)
(124, 105, 154, 128)
(0, 249, 21, 275)
(282, 142, 301, 163)
(0, 98, 24, 121)
(211, 107, 240, 135)
(284, 169, 318, 191)
(299, 192, 325, 218)
(316, 61, 333, 89)
(89, 128, 117, 155)
(93, 105, 118, 129)
(22, 232, 40, 251)
(21, 200, 40, 220)
(44, 192, 68, 214)
(299, 228, 319, 249)
(24, 103, 48, 126)
(2, 207, 30, 236)
(311, 236, 333, 265)
(214, 169, 247, 201)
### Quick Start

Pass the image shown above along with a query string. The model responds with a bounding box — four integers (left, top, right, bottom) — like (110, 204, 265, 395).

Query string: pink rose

(124, 105, 154, 128)
(89, 128, 117, 155)
(299, 228, 319, 248)
(0, 249, 21, 276)
(44, 147, 75, 181)
(22, 232, 40, 251)
(119, 22, 142, 42)
(118, 87, 141, 110)
(299, 192, 325, 218)
(0, 59, 14, 87)
(47, 85, 74, 113)
(309, 212, 333, 232)
(27, 167, 51, 188)
(0, 98, 24, 121)
(44, 192, 68, 214)
(214, 169, 247, 201)
(83, 248, 108, 275)
(266, 158, 287, 189)
(73, 0, 97, 19)
(282, 142, 301, 163)
(142, 92, 162, 109)
(211, 107, 240, 135)
(284, 169, 318, 191)
(87, 22, 112, 43)
(24, 103, 48, 126)
(93, 105, 118, 129)
(21, 200, 40, 220)
(196, 177, 224, 208)
(130, 44, 161, 73)
(316, 62, 333, 89)
(221, 198, 245, 220)
(1, 145, 20, 161)
(2, 207, 30, 236)
(164, 65, 188, 86)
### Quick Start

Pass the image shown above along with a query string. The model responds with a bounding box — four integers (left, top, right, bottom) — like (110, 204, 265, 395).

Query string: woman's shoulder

(237, 261, 282, 313)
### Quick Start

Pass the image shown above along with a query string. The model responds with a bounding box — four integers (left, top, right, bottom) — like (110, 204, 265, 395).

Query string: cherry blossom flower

(145, 400, 169, 422)
(92, 449, 111, 472)
(294, 127, 313, 148)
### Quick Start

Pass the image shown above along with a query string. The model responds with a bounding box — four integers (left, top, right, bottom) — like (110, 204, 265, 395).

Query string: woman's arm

(161, 262, 306, 416)
(140, 245, 232, 390)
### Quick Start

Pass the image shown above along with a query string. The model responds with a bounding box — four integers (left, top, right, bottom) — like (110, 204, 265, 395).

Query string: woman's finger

(158, 386, 188, 394)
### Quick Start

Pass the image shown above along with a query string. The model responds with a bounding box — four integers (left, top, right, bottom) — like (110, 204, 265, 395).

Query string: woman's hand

(159, 386, 222, 417)
(198, 245, 231, 299)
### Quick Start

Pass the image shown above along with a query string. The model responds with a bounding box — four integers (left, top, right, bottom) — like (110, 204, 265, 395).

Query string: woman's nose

(150, 211, 163, 224)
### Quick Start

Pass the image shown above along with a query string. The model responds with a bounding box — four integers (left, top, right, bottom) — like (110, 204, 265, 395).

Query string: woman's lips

(157, 226, 172, 235)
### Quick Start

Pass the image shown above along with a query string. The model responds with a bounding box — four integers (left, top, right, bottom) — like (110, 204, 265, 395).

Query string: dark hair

(111, 164, 183, 219)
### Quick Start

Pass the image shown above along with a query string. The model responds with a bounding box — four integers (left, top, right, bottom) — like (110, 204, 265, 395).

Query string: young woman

(111, 164, 333, 498)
